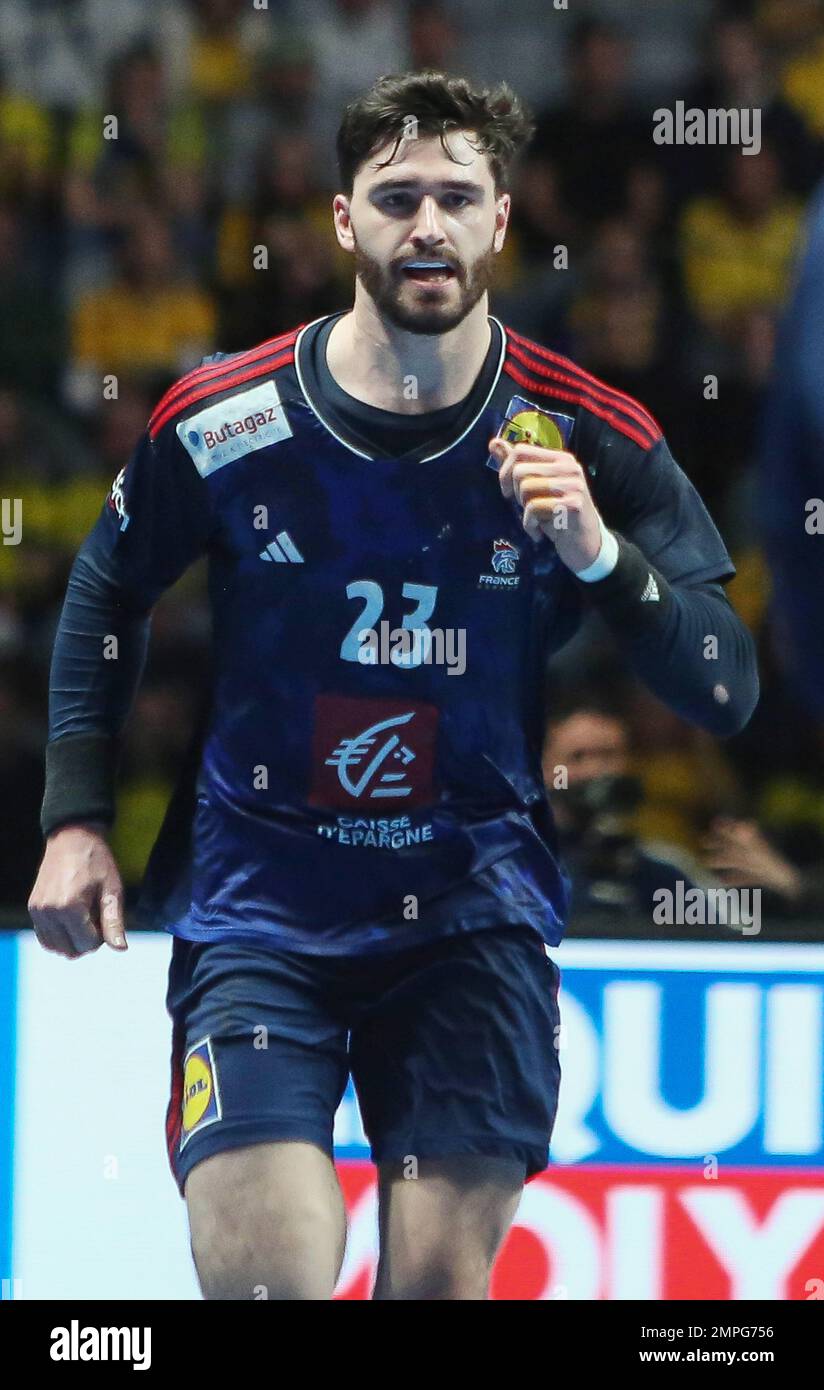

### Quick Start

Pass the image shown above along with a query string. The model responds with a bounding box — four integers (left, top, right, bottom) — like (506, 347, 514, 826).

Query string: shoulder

(147, 324, 304, 444)
(500, 323, 663, 454)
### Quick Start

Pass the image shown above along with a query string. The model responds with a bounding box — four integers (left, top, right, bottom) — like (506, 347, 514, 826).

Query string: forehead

(356, 128, 494, 189)
(551, 713, 626, 747)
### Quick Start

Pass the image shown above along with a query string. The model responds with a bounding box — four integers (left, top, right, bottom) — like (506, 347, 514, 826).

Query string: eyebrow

(369, 178, 486, 196)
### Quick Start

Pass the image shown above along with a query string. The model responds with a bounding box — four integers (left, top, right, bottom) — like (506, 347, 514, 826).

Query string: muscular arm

(40, 530, 153, 836)
(575, 533, 759, 738)
(40, 426, 216, 837)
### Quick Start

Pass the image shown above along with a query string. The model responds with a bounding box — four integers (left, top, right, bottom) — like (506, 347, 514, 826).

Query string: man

(542, 700, 705, 918)
(28, 71, 758, 1300)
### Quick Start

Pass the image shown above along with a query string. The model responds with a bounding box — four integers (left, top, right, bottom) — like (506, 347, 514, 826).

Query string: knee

(195, 1262, 318, 1301)
(190, 1192, 344, 1299)
(196, 1262, 329, 1301)
(374, 1252, 493, 1301)
(185, 1150, 346, 1300)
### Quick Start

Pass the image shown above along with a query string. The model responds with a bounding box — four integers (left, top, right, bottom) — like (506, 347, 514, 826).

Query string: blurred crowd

(1, 0, 823, 926)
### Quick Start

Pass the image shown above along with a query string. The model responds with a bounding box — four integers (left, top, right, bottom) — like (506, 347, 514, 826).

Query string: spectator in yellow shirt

(680, 145, 803, 335)
(67, 208, 216, 411)
(0, 73, 54, 199)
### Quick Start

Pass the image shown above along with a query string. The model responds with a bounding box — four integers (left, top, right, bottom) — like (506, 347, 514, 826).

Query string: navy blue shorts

(165, 924, 562, 1196)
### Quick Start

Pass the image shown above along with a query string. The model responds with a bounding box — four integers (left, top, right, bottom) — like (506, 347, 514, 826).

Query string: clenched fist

(28, 822, 128, 960)
(489, 437, 605, 575)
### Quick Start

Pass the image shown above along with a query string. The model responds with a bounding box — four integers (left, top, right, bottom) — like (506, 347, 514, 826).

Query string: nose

(410, 193, 446, 247)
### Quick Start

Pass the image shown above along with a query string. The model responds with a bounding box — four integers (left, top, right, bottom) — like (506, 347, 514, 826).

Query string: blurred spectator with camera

(542, 698, 707, 919)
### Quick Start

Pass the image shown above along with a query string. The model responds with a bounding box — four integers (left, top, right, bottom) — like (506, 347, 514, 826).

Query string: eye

(443, 193, 471, 209)
(381, 193, 413, 210)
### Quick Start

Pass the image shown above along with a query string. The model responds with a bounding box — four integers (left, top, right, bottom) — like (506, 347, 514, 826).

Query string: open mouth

(399, 260, 457, 286)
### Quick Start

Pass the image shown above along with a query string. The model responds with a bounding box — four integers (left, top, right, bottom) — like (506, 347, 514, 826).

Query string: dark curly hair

(336, 69, 535, 195)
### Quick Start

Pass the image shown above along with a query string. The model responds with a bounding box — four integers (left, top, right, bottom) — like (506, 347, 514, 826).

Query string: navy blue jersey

(67, 315, 735, 954)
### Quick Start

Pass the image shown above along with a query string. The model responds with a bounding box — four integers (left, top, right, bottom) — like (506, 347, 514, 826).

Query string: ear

(332, 193, 355, 253)
(493, 192, 511, 254)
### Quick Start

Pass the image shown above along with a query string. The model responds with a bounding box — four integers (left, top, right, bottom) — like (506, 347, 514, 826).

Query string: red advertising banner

(334, 1163, 824, 1301)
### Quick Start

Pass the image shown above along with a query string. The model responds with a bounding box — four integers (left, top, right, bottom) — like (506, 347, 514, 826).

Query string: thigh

(373, 1154, 524, 1299)
(185, 1140, 346, 1300)
(349, 925, 562, 1182)
(165, 936, 350, 1198)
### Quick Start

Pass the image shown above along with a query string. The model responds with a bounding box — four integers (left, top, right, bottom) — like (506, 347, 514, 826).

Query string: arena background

(0, 0, 822, 1300)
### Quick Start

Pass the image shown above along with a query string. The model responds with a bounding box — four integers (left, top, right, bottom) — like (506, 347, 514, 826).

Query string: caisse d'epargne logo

(309, 694, 438, 811)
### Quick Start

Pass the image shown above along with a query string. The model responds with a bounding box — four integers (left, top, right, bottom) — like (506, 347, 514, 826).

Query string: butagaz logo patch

(479, 538, 520, 588)
(177, 379, 293, 477)
(106, 466, 129, 531)
(640, 573, 660, 602)
(180, 1037, 222, 1150)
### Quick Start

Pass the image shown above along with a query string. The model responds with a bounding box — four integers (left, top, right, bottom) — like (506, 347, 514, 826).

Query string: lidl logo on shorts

(177, 379, 293, 477)
(487, 397, 574, 469)
(180, 1037, 222, 1150)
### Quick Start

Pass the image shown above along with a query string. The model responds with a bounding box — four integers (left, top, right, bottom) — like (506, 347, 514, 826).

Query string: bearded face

(337, 129, 508, 336)
(352, 233, 498, 336)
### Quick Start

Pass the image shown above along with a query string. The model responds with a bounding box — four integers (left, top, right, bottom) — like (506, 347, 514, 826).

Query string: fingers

(64, 907, 105, 956)
(98, 888, 128, 951)
(28, 913, 82, 960)
(490, 439, 516, 495)
(27, 830, 127, 961)
(489, 438, 572, 465)
(28, 903, 98, 960)
(704, 822, 760, 858)
(489, 438, 583, 503)
(523, 495, 578, 539)
(29, 900, 123, 960)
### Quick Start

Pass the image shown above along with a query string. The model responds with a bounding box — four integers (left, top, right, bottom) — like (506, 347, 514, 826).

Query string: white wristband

(574, 516, 619, 582)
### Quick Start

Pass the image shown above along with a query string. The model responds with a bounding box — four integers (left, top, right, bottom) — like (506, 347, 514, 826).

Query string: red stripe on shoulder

(148, 327, 301, 439)
(150, 349, 296, 441)
(504, 328, 663, 447)
(503, 361, 657, 452)
(505, 327, 663, 438)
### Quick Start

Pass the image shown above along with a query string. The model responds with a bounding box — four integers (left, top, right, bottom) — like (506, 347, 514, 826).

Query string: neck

(325, 289, 492, 414)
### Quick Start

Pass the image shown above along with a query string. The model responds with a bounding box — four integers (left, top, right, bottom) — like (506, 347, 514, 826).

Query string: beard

(352, 234, 497, 335)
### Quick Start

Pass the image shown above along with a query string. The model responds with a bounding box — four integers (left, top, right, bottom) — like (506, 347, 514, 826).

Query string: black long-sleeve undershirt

(572, 532, 759, 738)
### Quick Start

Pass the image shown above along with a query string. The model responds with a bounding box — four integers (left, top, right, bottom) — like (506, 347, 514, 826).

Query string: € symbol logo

(325, 712, 416, 800)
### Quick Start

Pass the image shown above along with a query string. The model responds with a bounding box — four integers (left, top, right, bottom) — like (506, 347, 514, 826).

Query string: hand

(702, 817, 802, 898)
(27, 822, 128, 960)
(489, 437, 604, 573)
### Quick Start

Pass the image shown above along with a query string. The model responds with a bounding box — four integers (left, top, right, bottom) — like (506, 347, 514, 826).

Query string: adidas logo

(260, 530, 304, 563)
(640, 573, 659, 602)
